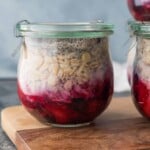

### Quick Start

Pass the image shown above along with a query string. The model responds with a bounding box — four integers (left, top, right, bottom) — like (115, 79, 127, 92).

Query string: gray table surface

(0, 79, 130, 150)
(0, 79, 19, 150)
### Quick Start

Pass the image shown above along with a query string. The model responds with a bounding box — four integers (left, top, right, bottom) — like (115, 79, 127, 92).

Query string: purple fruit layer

(128, 0, 150, 21)
(18, 69, 113, 125)
(132, 70, 150, 119)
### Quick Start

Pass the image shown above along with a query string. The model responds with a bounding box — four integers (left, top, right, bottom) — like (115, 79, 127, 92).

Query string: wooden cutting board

(1, 96, 150, 150)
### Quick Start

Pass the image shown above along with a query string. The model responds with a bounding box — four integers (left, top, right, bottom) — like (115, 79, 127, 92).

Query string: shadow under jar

(129, 21, 150, 119)
(16, 20, 114, 127)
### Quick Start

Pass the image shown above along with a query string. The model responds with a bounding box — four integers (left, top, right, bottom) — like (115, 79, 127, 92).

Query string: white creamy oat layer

(18, 38, 109, 94)
(136, 38, 150, 81)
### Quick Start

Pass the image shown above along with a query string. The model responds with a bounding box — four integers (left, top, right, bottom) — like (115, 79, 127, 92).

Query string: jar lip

(16, 20, 114, 38)
(128, 21, 150, 38)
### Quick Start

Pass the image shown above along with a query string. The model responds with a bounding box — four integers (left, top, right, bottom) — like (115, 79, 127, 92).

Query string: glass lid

(129, 21, 150, 38)
(16, 20, 114, 38)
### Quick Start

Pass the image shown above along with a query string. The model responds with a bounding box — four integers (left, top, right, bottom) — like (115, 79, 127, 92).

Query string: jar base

(49, 122, 92, 128)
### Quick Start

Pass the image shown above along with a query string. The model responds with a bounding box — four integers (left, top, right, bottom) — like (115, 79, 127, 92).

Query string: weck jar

(16, 20, 114, 127)
(129, 21, 150, 119)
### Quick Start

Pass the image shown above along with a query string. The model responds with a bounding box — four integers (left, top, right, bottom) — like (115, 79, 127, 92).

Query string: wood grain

(16, 118, 150, 150)
(2, 96, 150, 150)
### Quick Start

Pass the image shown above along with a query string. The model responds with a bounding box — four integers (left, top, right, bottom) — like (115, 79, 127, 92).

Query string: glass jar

(127, 0, 150, 21)
(127, 38, 136, 85)
(129, 21, 150, 119)
(16, 20, 114, 127)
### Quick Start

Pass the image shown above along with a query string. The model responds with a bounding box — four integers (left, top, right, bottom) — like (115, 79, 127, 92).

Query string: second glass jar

(129, 21, 150, 119)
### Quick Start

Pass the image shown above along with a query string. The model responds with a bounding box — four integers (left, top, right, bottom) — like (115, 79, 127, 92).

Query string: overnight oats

(129, 22, 150, 119)
(16, 20, 114, 127)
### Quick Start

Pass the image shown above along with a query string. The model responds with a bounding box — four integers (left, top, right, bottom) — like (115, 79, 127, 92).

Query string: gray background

(0, 0, 132, 78)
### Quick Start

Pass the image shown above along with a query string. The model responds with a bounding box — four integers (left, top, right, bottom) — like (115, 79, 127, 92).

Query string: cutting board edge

(16, 131, 31, 150)
(1, 106, 19, 144)
(1, 105, 49, 146)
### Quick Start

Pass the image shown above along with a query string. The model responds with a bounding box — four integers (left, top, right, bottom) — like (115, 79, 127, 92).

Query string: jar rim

(128, 21, 150, 38)
(16, 20, 114, 38)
